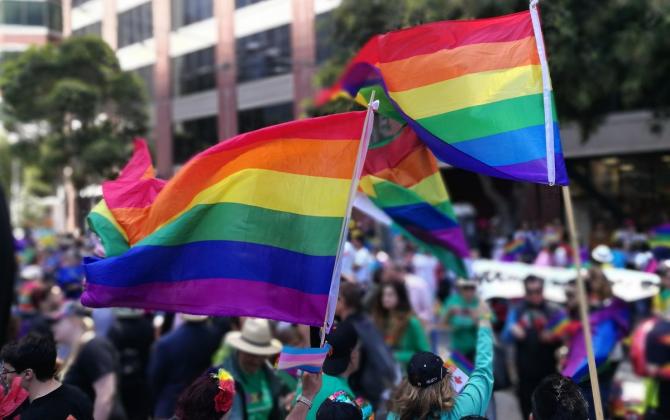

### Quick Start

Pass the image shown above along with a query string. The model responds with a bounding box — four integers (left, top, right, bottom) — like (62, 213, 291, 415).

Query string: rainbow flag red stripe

(317, 9, 567, 186)
(83, 113, 367, 326)
(360, 126, 469, 275)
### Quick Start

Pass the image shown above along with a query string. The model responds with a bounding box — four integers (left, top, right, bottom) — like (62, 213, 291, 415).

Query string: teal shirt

(298, 374, 354, 420)
(388, 327, 494, 420)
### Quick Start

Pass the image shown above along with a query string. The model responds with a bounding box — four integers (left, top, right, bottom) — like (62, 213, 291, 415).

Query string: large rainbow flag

(317, 7, 568, 186)
(82, 112, 369, 326)
(360, 126, 469, 276)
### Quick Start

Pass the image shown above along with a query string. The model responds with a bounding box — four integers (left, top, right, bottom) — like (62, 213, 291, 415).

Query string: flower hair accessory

(212, 368, 235, 413)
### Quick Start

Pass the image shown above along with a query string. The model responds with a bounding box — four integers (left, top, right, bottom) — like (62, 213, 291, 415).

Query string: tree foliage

(314, 0, 670, 137)
(0, 36, 148, 192)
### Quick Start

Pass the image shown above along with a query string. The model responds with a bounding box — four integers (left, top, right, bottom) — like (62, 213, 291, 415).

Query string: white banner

(473, 259, 659, 302)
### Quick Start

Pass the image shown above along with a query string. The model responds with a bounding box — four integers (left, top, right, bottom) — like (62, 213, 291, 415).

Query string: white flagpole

(322, 92, 379, 339)
(529, 0, 556, 186)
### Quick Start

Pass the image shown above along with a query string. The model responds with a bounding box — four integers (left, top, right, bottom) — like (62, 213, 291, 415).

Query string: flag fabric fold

(562, 299, 630, 381)
(360, 126, 469, 276)
(317, 9, 568, 186)
(83, 112, 368, 326)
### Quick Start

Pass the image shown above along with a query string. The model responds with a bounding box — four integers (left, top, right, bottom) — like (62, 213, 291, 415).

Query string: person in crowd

(148, 314, 223, 420)
(388, 299, 494, 419)
(170, 368, 235, 420)
(286, 372, 322, 420)
(295, 320, 361, 420)
(372, 281, 430, 366)
(107, 308, 155, 420)
(287, 372, 370, 420)
(652, 261, 670, 316)
(644, 306, 670, 419)
(51, 301, 125, 420)
(502, 275, 563, 419)
(351, 234, 375, 286)
(1, 333, 93, 420)
(401, 264, 435, 326)
(405, 244, 440, 299)
(441, 279, 481, 361)
(335, 281, 397, 408)
(591, 244, 614, 269)
(530, 374, 589, 420)
(221, 317, 288, 419)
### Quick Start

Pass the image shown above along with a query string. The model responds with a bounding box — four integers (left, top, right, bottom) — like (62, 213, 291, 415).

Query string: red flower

(214, 380, 235, 413)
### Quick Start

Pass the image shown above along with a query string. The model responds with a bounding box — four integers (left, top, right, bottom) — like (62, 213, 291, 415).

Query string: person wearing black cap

(388, 300, 494, 420)
(295, 320, 360, 420)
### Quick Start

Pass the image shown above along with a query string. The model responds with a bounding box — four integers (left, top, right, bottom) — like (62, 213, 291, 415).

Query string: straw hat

(225, 318, 282, 356)
(181, 314, 208, 322)
(456, 278, 478, 288)
(591, 245, 613, 264)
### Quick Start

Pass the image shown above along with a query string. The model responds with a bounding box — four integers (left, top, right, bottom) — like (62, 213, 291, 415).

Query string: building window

(236, 25, 291, 83)
(172, 46, 216, 96)
(173, 116, 218, 164)
(0, 1, 62, 31)
(316, 12, 334, 64)
(235, 0, 266, 9)
(72, 21, 102, 37)
(238, 102, 293, 134)
(117, 2, 153, 48)
(130, 65, 154, 99)
(171, 0, 212, 30)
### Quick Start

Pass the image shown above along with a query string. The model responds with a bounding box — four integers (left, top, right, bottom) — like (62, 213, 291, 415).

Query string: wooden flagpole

(562, 185, 604, 420)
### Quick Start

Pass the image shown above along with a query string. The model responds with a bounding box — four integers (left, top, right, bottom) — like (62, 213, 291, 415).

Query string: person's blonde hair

(389, 377, 456, 420)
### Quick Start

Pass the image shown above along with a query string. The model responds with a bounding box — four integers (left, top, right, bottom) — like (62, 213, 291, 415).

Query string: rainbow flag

(276, 345, 331, 373)
(445, 351, 473, 393)
(360, 126, 469, 276)
(650, 224, 670, 249)
(562, 299, 630, 381)
(546, 310, 571, 338)
(317, 8, 567, 186)
(82, 112, 369, 326)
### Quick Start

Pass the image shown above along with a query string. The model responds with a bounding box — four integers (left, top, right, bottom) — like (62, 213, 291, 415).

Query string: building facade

(0, 0, 62, 64)
(65, 0, 339, 176)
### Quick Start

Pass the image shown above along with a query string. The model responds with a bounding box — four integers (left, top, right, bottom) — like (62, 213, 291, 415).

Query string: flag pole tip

(371, 100, 380, 111)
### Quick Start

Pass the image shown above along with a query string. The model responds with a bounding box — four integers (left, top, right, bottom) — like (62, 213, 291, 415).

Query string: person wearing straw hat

(440, 278, 481, 361)
(220, 318, 288, 420)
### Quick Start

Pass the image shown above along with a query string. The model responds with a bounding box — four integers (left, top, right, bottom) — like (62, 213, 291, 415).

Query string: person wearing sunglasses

(501, 275, 563, 420)
(0, 333, 92, 420)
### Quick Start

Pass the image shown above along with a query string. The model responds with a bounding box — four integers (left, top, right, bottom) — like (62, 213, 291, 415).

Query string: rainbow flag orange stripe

(318, 9, 567, 186)
(83, 113, 367, 326)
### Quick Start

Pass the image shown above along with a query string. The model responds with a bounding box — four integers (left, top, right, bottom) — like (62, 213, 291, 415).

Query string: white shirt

(404, 273, 434, 324)
(412, 253, 439, 297)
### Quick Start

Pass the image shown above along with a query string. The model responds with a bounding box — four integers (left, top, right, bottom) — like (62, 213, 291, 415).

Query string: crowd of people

(1, 218, 670, 420)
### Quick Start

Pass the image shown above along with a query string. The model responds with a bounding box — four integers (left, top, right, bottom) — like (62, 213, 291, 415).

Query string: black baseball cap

(316, 391, 362, 420)
(322, 320, 358, 376)
(407, 351, 448, 388)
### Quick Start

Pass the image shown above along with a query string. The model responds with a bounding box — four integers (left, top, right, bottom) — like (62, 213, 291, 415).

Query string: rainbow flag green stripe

(417, 93, 559, 145)
(135, 202, 342, 256)
(88, 201, 129, 257)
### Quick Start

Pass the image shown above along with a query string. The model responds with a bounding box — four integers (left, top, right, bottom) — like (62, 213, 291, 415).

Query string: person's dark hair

(339, 281, 364, 314)
(0, 333, 56, 381)
(531, 374, 589, 420)
(371, 280, 413, 346)
(523, 275, 544, 289)
(175, 371, 224, 420)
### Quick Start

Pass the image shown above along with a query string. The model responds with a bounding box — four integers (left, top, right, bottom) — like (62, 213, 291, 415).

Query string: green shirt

(238, 368, 273, 420)
(299, 374, 354, 420)
(442, 294, 479, 356)
(393, 315, 431, 365)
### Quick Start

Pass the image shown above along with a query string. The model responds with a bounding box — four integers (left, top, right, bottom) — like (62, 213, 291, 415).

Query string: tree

(314, 0, 670, 138)
(0, 36, 149, 194)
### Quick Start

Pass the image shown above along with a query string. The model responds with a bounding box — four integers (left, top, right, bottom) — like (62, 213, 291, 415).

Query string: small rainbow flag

(82, 112, 369, 326)
(445, 351, 473, 393)
(360, 126, 469, 276)
(546, 310, 571, 338)
(318, 8, 567, 186)
(276, 345, 331, 373)
(650, 224, 670, 249)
